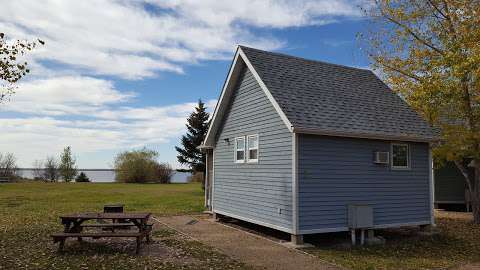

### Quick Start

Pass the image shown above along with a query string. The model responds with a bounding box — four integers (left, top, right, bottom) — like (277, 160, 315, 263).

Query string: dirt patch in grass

(303, 213, 480, 270)
(150, 223, 252, 269)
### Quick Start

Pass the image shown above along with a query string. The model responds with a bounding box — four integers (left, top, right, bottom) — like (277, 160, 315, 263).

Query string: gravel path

(154, 215, 342, 270)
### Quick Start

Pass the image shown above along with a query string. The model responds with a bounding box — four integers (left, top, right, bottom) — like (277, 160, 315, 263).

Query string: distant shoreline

(16, 168, 187, 171)
(15, 169, 191, 183)
(16, 168, 117, 172)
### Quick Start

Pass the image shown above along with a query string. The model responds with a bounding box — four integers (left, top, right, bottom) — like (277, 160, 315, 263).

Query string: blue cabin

(200, 46, 438, 243)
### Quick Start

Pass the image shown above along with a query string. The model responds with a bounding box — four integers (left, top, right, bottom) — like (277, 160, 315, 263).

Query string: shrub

(114, 148, 173, 183)
(0, 152, 17, 180)
(43, 156, 59, 182)
(75, 172, 90, 182)
(155, 163, 173, 184)
(32, 160, 45, 181)
(188, 171, 204, 183)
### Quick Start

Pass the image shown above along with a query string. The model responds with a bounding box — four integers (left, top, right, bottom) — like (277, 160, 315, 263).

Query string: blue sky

(0, 0, 371, 168)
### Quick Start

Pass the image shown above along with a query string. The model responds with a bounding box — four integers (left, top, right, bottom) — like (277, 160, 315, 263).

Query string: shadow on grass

(217, 216, 291, 242)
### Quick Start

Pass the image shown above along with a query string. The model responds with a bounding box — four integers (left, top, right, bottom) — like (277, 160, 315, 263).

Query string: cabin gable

(212, 65, 293, 232)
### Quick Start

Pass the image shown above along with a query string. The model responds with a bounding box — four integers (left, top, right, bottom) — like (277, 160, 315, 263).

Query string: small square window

(234, 137, 245, 163)
(247, 135, 259, 163)
(391, 143, 409, 169)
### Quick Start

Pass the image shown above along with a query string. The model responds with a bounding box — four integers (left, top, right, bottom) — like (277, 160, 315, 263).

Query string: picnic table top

(60, 212, 151, 220)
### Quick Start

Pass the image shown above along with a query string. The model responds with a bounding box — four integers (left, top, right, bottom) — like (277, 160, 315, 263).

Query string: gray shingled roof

(240, 46, 438, 142)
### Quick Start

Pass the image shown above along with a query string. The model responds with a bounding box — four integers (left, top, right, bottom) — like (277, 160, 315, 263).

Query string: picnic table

(51, 212, 152, 254)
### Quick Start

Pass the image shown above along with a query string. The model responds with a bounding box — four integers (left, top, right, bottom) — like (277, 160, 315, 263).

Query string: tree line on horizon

(0, 100, 209, 184)
(0, 146, 175, 184)
(0, 146, 85, 182)
(31, 146, 80, 182)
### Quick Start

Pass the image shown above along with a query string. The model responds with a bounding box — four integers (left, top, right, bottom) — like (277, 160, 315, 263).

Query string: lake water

(16, 169, 191, 183)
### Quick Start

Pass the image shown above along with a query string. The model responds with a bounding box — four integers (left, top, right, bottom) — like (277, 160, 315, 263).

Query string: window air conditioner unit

(374, 151, 389, 164)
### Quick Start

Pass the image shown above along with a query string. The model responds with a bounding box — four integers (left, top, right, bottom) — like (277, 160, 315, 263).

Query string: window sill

(391, 166, 410, 170)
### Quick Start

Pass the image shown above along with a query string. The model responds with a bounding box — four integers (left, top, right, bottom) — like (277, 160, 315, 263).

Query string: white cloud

(0, 98, 217, 167)
(0, 0, 363, 79)
(0, 74, 217, 167)
(1, 76, 133, 116)
(152, 0, 362, 28)
(0, 0, 363, 168)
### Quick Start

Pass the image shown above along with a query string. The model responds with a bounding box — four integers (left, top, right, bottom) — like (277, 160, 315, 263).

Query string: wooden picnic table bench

(51, 212, 152, 254)
(81, 223, 136, 227)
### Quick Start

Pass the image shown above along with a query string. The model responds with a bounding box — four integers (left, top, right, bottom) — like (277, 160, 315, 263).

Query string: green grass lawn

(0, 182, 247, 270)
(2, 182, 480, 270)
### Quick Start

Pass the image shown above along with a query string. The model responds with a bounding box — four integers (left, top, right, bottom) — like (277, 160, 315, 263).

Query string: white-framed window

(247, 134, 259, 163)
(391, 143, 410, 169)
(234, 137, 245, 163)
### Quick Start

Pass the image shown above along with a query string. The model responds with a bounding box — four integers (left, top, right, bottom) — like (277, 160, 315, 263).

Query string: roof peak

(237, 45, 372, 73)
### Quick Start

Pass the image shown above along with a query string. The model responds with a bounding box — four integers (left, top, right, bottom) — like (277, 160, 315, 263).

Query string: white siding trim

(299, 227, 348, 234)
(374, 220, 431, 229)
(238, 47, 293, 133)
(292, 133, 299, 234)
(204, 152, 209, 208)
(211, 150, 215, 211)
(428, 145, 435, 225)
(213, 209, 293, 234)
(299, 221, 431, 234)
(203, 49, 242, 146)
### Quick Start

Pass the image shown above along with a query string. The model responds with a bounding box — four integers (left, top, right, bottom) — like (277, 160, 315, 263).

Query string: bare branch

(426, 0, 448, 20)
(379, 6, 445, 55)
(376, 61, 424, 82)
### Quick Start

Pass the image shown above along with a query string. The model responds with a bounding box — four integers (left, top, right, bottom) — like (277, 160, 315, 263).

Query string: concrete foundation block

(291, 234, 304, 245)
(418, 225, 440, 236)
(365, 236, 386, 246)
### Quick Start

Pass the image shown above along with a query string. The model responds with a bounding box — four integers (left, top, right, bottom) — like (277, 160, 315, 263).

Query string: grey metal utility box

(348, 204, 373, 229)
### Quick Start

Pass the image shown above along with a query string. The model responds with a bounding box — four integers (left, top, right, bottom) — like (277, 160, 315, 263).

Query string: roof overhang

(292, 127, 438, 143)
(197, 145, 213, 153)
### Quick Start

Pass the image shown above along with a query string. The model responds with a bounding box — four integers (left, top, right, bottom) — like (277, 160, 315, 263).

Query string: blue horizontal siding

(213, 66, 293, 231)
(298, 134, 430, 232)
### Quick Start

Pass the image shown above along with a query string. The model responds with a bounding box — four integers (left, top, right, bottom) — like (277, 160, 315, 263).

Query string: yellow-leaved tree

(363, 0, 480, 223)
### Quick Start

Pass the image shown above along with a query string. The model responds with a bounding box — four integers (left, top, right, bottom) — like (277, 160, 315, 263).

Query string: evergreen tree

(75, 172, 90, 182)
(175, 100, 210, 174)
(59, 146, 77, 182)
